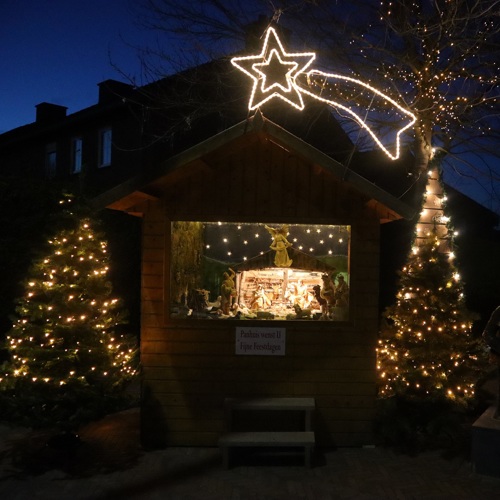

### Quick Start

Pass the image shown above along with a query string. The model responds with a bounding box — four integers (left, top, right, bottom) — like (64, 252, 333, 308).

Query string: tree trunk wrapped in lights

(0, 198, 138, 430)
(377, 166, 487, 407)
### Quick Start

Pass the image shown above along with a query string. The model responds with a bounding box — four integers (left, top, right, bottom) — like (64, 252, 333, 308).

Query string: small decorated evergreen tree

(377, 167, 487, 408)
(0, 199, 137, 430)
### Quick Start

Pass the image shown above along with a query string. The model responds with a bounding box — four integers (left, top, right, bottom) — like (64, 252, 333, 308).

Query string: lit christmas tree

(377, 166, 487, 407)
(0, 198, 137, 429)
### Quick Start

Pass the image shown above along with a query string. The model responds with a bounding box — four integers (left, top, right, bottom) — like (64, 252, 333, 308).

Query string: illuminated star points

(253, 49, 298, 94)
(231, 27, 315, 110)
(231, 26, 416, 160)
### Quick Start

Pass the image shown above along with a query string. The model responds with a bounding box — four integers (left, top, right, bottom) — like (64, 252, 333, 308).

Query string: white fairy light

(302, 70, 416, 159)
(231, 26, 416, 160)
(231, 27, 315, 111)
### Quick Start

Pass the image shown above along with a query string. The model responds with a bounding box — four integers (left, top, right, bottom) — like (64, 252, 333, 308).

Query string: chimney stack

(35, 102, 67, 124)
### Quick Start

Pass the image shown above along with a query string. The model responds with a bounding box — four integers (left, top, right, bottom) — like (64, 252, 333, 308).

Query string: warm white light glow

(231, 26, 416, 160)
(303, 70, 416, 159)
(231, 27, 315, 110)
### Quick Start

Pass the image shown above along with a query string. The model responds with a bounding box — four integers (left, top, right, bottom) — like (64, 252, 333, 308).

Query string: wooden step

(219, 431, 315, 468)
(225, 397, 315, 411)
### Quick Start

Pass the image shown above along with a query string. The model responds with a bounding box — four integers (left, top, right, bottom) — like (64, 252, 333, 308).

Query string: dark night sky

(1, 0, 498, 215)
(0, 0, 149, 133)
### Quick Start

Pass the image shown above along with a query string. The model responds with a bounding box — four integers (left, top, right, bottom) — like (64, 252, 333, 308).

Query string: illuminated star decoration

(231, 27, 316, 111)
(231, 27, 416, 160)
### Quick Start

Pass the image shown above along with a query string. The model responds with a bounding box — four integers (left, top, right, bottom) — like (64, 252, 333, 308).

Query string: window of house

(170, 221, 350, 321)
(71, 137, 83, 173)
(45, 143, 57, 178)
(98, 127, 112, 167)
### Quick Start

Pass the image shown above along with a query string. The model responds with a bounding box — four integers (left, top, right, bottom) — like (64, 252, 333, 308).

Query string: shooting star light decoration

(231, 27, 416, 160)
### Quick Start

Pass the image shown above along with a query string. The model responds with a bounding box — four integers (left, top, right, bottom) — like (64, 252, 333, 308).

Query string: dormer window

(71, 137, 83, 174)
(98, 127, 112, 167)
(45, 143, 57, 178)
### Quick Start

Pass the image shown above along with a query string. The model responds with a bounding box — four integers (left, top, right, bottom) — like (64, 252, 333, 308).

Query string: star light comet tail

(231, 27, 416, 160)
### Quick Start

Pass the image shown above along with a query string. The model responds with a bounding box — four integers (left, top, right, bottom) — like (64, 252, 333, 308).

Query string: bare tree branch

(123, 0, 500, 211)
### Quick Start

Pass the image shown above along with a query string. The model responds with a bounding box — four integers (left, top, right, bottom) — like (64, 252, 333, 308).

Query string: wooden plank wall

(139, 136, 382, 448)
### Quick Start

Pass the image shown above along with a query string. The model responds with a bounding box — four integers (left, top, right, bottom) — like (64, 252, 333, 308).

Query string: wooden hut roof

(92, 111, 416, 221)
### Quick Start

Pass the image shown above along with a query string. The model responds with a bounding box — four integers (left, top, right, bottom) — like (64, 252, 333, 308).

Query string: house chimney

(98, 79, 134, 105)
(35, 102, 67, 123)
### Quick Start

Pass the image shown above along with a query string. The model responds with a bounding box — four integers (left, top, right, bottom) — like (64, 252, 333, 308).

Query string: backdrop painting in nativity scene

(171, 222, 350, 321)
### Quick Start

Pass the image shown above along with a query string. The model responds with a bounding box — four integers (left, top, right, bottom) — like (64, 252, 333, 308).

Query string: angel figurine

(265, 224, 293, 267)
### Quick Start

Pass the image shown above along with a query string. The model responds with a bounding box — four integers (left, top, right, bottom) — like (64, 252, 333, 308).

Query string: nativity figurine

(335, 274, 349, 307)
(221, 268, 237, 315)
(265, 224, 293, 267)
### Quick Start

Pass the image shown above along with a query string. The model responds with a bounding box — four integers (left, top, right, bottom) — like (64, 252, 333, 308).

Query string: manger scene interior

(171, 221, 350, 320)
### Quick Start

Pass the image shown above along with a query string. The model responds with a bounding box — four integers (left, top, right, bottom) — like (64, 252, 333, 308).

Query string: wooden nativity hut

(96, 111, 415, 450)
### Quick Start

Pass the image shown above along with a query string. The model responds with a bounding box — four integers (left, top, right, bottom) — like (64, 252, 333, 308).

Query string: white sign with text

(235, 327, 286, 356)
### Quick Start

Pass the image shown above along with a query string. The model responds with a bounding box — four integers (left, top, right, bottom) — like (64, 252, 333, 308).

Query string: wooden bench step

(219, 431, 315, 468)
(225, 397, 315, 411)
(219, 431, 315, 446)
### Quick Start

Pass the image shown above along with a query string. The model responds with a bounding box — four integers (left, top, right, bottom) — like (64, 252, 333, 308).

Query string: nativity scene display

(170, 221, 350, 321)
